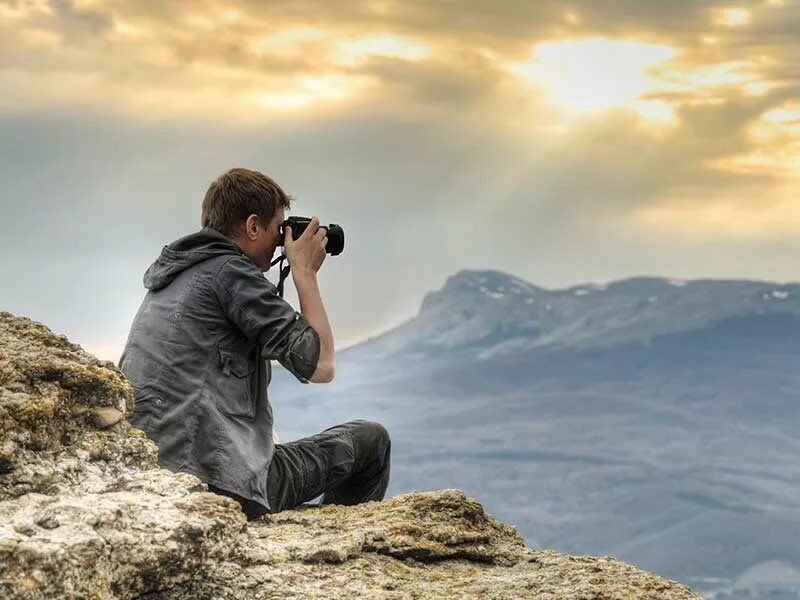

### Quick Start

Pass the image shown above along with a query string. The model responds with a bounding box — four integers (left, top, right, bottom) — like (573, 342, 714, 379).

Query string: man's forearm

(292, 272, 335, 380)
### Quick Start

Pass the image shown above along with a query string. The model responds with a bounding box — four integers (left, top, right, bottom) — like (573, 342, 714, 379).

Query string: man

(119, 167, 391, 520)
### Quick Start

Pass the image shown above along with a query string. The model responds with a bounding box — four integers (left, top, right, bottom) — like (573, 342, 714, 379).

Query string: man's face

(258, 207, 286, 272)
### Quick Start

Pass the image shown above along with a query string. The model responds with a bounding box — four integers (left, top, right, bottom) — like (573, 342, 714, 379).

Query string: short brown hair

(201, 168, 292, 236)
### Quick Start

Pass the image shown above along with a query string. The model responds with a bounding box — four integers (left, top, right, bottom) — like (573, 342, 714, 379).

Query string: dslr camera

(280, 216, 345, 256)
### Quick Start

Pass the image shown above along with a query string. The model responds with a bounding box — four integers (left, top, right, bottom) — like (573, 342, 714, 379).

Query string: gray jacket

(119, 227, 320, 511)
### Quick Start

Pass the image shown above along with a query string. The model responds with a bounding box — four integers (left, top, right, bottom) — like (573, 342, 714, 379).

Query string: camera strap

(270, 253, 291, 298)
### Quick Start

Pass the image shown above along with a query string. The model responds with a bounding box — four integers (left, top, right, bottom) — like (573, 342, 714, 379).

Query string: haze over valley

(270, 270, 800, 599)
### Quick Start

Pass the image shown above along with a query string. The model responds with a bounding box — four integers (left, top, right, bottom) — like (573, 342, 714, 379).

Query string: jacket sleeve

(214, 256, 321, 383)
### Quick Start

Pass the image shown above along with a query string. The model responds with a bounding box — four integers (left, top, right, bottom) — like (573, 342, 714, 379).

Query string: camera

(279, 216, 345, 256)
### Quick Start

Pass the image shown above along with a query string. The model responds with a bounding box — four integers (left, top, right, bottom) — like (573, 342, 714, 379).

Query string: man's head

(201, 168, 292, 272)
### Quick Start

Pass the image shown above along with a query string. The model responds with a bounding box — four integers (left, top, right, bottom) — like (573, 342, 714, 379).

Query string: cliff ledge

(0, 311, 701, 599)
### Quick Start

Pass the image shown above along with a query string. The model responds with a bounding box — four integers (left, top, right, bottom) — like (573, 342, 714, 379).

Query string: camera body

(280, 216, 345, 256)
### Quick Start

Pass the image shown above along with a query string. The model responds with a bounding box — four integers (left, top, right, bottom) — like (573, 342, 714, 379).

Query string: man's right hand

(284, 216, 328, 278)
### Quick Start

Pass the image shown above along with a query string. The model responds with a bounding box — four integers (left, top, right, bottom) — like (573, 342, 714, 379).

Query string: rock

(0, 311, 703, 599)
(89, 406, 125, 429)
(0, 312, 155, 503)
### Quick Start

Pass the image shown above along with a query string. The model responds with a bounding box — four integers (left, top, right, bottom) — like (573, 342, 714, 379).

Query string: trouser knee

(349, 420, 391, 461)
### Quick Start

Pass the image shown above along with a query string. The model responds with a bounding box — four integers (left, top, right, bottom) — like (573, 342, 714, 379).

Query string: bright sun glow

(505, 38, 777, 128)
(505, 38, 678, 124)
(713, 7, 751, 27)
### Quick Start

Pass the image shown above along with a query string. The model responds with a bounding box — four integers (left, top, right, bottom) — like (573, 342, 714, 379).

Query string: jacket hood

(143, 228, 247, 291)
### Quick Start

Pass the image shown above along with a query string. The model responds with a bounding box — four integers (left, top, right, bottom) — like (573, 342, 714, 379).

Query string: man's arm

(284, 216, 335, 383)
(214, 257, 322, 384)
(212, 218, 335, 384)
(293, 272, 335, 383)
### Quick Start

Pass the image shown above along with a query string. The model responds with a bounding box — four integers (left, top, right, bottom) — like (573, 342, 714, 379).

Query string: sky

(1, 0, 798, 362)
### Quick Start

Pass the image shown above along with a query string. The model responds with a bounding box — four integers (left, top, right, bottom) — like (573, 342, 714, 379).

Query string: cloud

(1, 0, 799, 358)
(1, 0, 797, 219)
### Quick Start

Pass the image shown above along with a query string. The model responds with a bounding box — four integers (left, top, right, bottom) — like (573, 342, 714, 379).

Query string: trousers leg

(320, 420, 391, 506)
(266, 419, 391, 513)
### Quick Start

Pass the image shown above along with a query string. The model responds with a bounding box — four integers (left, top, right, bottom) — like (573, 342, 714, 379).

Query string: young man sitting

(119, 167, 391, 519)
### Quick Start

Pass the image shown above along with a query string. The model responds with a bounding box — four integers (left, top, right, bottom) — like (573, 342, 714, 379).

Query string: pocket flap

(218, 347, 256, 378)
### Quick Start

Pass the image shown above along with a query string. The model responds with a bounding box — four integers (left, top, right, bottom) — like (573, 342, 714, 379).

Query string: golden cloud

(710, 100, 800, 176)
(634, 184, 800, 238)
(0, 0, 798, 238)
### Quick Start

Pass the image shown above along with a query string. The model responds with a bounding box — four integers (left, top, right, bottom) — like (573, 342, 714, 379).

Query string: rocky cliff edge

(0, 311, 701, 599)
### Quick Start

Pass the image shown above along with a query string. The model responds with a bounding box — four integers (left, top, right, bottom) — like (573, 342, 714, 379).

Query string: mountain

(349, 270, 800, 360)
(268, 270, 800, 600)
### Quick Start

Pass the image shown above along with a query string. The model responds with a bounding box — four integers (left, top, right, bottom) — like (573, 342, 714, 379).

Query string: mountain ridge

(345, 270, 800, 361)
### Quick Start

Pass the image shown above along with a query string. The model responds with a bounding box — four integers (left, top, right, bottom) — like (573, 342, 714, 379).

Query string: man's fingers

(284, 226, 292, 245)
(301, 217, 319, 239)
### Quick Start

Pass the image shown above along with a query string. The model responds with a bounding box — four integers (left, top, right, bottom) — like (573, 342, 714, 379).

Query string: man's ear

(244, 214, 261, 240)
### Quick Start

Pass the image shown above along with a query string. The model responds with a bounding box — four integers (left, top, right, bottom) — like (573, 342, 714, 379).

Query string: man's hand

(284, 216, 328, 278)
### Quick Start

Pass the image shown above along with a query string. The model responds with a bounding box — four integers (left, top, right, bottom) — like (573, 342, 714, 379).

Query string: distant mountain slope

(270, 270, 800, 600)
(346, 270, 800, 361)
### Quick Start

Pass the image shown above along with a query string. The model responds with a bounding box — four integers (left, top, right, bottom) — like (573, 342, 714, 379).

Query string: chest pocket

(216, 345, 257, 419)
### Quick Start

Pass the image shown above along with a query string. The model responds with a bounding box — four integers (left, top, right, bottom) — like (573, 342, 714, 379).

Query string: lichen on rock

(0, 311, 702, 599)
